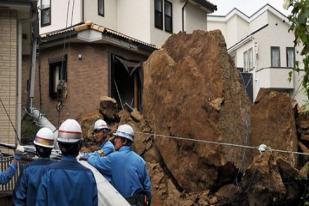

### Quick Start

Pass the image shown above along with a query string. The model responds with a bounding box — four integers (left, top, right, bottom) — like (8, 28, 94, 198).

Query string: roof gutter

(182, 0, 189, 32)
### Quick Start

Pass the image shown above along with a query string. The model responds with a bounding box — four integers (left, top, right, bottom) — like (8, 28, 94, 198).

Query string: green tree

(284, 0, 309, 99)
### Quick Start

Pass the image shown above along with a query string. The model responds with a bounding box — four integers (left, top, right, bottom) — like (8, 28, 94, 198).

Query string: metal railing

(0, 155, 29, 192)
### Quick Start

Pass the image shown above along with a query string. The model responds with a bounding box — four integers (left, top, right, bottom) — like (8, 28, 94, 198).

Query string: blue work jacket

(36, 156, 98, 206)
(13, 158, 54, 206)
(0, 162, 16, 184)
(86, 140, 115, 181)
(88, 146, 151, 199)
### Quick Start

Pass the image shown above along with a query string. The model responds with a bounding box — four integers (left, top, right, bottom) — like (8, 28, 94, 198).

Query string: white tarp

(79, 160, 130, 206)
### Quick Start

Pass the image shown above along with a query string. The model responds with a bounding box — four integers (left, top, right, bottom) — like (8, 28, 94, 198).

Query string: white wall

(84, 0, 117, 31)
(117, 0, 151, 43)
(249, 11, 268, 33)
(185, 3, 207, 33)
(208, 19, 226, 36)
(39, 0, 82, 34)
(253, 11, 294, 69)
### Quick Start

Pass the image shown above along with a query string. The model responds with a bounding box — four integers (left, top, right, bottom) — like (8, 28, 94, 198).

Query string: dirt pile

(251, 89, 298, 166)
(143, 30, 251, 192)
(78, 30, 309, 205)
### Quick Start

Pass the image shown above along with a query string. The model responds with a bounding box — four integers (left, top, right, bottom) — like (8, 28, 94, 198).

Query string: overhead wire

(135, 131, 309, 156)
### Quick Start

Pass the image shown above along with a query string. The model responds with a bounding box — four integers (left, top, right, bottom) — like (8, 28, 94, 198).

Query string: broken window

(41, 0, 51, 27)
(155, 0, 163, 29)
(286, 47, 295, 68)
(164, 0, 173, 33)
(98, 0, 104, 17)
(49, 55, 67, 99)
(111, 55, 143, 111)
(271, 46, 280, 67)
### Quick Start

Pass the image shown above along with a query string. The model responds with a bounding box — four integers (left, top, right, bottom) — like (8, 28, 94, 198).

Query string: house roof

(40, 21, 157, 52)
(208, 4, 289, 24)
(190, 0, 217, 12)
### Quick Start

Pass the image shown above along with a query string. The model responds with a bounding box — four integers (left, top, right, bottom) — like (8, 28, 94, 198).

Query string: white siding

(39, 0, 83, 34)
(249, 11, 268, 33)
(185, 3, 207, 33)
(117, 0, 151, 43)
(84, 0, 117, 31)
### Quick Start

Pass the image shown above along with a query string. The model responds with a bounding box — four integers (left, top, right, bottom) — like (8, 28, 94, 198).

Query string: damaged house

(23, 0, 217, 126)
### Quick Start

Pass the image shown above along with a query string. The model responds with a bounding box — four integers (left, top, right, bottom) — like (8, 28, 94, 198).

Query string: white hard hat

(93, 119, 109, 131)
(34, 127, 55, 148)
(113, 124, 134, 142)
(57, 119, 82, 143)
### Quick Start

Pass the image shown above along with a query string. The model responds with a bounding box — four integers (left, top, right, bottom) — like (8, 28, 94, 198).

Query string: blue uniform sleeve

(13, 167, 28, 206)
(101, 142, 115, 156)
(87, 154, 112, 176)
(35, 172, 49, 206)
(0, 162, 16, 184)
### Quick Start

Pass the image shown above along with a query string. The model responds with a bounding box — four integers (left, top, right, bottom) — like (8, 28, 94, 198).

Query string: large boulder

(143, 30, 251, 192)
(251, 89, 298, 165)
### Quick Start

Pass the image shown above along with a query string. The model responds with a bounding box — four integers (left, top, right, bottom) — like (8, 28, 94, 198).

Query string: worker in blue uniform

(0, 158, 17, 184)
(80, 119, 114, 158)
(79, 119, 114, 181)
(36, 119, 98, 206)
(13, 127, 55, 206)
(87, 124, 151, 206)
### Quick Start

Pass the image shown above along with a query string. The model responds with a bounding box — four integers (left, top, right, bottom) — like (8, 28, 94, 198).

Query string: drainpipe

(182, 0, 188, 32)
(17, 21, 22, 143)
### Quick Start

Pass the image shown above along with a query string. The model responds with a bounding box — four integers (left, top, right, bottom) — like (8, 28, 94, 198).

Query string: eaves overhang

(40, 22, 157, 55)
(190, 0, 217, 13)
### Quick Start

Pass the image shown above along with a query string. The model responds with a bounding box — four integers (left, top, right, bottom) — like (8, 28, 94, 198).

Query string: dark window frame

(98, 0, 104, 17)
(155, 0, 163, 30)
(49, 55, 67, 99)
(286, 47, 295, 68)
(41, 0, 51, 27)
(164, 0, 173, 33)
(271, 46, 281, 68)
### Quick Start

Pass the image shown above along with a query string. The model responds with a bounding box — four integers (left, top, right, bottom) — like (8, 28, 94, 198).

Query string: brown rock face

(143, 30, 251, 192)
(251, 89, 298, 165)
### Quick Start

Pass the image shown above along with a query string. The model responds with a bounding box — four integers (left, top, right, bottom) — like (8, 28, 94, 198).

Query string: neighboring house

(208, 4, 306, 105)
(0, 0, 37, 146)
(23, 0, 217, 125)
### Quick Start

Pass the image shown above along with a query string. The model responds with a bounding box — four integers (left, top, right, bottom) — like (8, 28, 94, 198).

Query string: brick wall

(0, 10, 17, 147)
(22, 42, 149, 127)
(35, 44, 109, 126)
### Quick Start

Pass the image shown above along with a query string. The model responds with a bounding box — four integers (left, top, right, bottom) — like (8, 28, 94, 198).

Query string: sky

(210, 0, 291, 16)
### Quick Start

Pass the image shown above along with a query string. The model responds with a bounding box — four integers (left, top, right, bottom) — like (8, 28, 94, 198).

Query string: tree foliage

(285, 0, 309, 98)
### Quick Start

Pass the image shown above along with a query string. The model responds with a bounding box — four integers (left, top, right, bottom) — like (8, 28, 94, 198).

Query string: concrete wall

(39, 0, 83, 34)
(0, 10, 17, 146)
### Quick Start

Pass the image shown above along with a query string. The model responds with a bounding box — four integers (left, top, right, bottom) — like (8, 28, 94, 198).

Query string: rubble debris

(99, 96, 119, 121)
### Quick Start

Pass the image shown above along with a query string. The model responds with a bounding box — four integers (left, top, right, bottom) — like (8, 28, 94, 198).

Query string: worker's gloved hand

(16, 145, 25, 153)
(79, 153, 89, 161)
